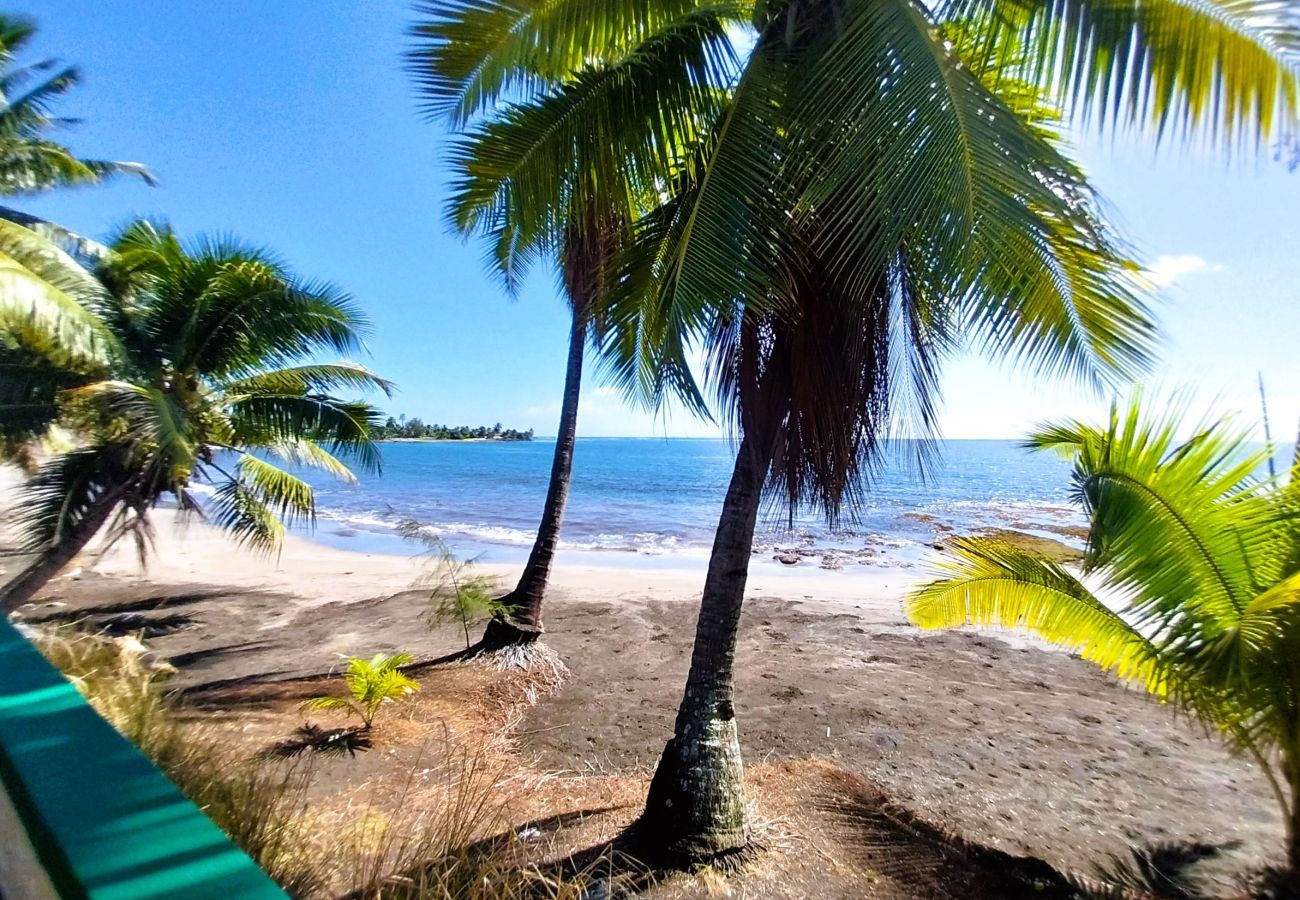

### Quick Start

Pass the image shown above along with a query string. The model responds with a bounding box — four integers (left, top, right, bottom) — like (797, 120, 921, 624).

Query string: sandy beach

(2, 500, 1284, 892)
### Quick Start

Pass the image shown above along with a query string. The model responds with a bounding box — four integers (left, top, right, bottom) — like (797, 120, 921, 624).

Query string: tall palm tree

(0, 219, 391, 611)
(907, 398, 1300, 880)
(407, 3, 736, 650)
(0, 14, 153, 195)
(410, 0, 1299, 862)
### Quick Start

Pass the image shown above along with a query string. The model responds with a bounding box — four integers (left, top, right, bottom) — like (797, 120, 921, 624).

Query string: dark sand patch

(16, 570, 1283, 889)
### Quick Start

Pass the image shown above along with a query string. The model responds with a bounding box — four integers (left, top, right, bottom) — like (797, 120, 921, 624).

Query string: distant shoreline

(380, 437, 530, 443)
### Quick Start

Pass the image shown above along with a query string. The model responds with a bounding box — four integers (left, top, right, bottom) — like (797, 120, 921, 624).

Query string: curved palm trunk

(481, 305, 585, 648)
(0, 495, 119, 613)
(640, 431, 772, 861)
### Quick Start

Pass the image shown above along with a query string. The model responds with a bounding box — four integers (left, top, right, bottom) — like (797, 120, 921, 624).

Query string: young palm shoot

(908, 397, 1300, 880)
(304, 653, 421, 730)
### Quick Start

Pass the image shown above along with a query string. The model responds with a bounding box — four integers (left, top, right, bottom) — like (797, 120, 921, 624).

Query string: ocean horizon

(237, 436, 1291, 573)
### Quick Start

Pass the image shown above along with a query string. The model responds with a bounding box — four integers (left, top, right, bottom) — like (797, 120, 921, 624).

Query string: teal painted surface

(0, 618, 287, 899)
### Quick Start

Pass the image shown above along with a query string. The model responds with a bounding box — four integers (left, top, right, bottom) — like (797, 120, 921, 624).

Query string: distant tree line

(375, 416, 533, 441)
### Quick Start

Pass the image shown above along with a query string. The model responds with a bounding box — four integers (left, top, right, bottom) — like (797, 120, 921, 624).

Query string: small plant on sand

(305, 653, 421, 729)
(397, 521, 510, 651)
(908, 396, 1300, 883)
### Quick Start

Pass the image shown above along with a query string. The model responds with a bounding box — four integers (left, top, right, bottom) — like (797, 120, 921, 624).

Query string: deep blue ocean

(279, 438, 1101, 569)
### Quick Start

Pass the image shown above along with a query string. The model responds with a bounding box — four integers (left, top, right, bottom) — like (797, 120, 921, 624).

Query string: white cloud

(1143, 254, 1217, 287)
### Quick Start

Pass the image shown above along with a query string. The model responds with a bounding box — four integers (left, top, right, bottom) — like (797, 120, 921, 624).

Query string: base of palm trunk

(465, 614, 567, 683)
(479, 612, 544, 650)
(637, 721, 752, 867)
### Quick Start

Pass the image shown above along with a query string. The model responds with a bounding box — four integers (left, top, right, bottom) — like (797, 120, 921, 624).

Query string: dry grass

(29, 626, 629, 899)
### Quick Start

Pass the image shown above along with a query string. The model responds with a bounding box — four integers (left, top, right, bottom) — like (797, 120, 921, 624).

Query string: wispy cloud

(1143, 254, 1219, 287)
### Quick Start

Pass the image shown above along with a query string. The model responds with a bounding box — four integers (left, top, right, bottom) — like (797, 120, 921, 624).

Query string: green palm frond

(945, 0, 1300, 147)
(233, 454, 316, 524)
(220, 363, 394, 398)
(207, 477, 285, 553)
(303, 652, 421, 727)
(907, 536, 1164, 690)
(0, 217, 118, 372)
(226, 394, 383, 473)
(444, 2, 737, 282)
(0, 14, 154, 195)
(914, 396, 1300, 843)
(301, 696, 363, 717)
(1027, 399, 1279, 638)
(407, 0, 747, 127)
(263, 436, 357, 483)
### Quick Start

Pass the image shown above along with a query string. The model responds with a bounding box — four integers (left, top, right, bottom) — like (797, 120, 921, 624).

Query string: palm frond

(207, 477, 285, 553)
(0, 216, 118, 372)
(226, 394, 383, 474)
(233, 453, 316, 525)
(15, 446, 123, 551)
(1027, 398, 1279, 642)
(407, 0, 746, 126)
(907, 536, 1164, 690)
(264, 436, 357, 483)
(944, 0, 1300, 148)
(220, 363, 394, 398)
(444, 2, 738, 290)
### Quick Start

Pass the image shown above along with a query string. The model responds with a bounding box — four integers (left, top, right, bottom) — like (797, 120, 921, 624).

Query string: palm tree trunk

(1290, 800, 1300, 883)
(640, 431, 772, 862)
(0, 495, 119, 613)
(481, 304, 585, 649)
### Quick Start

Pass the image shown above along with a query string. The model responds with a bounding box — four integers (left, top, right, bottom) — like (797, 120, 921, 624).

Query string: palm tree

(408, 0, 1299, 862)
(407, 4, 734, 650)
(0, 219, 391, 611)
(0, 14, 153, 195)
(907, 397, 1300, 879)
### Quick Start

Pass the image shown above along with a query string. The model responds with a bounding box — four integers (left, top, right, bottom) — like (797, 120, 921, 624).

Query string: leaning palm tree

(0, 219, 390, 611)
(907, 397, 1300, 880)
(0, 14, 153, 195)
(407, 4, 734, 650)
(416, 0, 1299, 863)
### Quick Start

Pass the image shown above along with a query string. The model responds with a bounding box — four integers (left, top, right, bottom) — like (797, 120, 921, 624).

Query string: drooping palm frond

(207, 477, 285, 552)
(16, 445, 124, 551)
(0, 216, 118, 372)
(225, 394, 383, 474)
(942, 0, 1300, 147)
(261, 436, 357, 483)
(230, 453, 316, 525)
(907, 536, 1165, 689)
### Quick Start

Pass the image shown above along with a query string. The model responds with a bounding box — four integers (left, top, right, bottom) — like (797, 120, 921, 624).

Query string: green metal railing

(0, 617, 286, 899)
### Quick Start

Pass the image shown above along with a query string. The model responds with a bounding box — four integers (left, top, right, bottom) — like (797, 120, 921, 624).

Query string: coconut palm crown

(0, 219, 391, 611)
(908, 397, 1300, 876)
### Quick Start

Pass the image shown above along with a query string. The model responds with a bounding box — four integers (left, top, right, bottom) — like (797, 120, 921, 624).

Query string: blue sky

(20, 1, 1300, 440)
